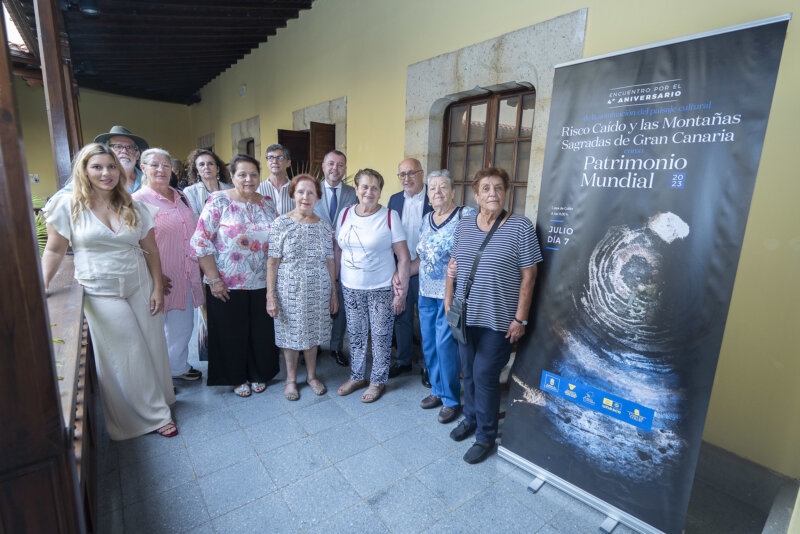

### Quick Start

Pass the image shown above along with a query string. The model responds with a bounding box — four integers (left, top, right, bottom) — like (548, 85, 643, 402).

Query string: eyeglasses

(146, 163, 171, 170)
(397, 170, 422, 179)
(266, 155, 286, 162)
(109, 143, 139, 153)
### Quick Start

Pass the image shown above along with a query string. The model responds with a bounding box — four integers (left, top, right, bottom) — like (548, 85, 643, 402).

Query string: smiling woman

(190, 154, 281, 398)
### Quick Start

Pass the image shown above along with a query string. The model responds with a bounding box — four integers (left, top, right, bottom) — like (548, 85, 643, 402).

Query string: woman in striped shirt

(445, 167, 543, 464)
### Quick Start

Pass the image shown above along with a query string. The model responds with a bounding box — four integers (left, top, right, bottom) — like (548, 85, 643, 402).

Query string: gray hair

(265, 143, 291, 161)
(140, 148, 172, 184)
(426, 169, 453, 187)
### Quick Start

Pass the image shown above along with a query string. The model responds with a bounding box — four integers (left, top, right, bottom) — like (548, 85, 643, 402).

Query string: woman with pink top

(133, 148, 205, 382)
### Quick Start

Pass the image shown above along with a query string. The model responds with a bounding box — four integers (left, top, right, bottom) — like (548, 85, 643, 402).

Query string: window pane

(465, 188, 479, 210)
(449, 104, 467, 143)
(494, 142, 515, 179)
(513, 185, 527, 215)
(520, 93, 535, 137)
(468, 102, 487, 141)
(515, 141, 531, 182)
(453, 184, 464, 206)
(448, 145, 466, 182)
(467, 144, 484, 182)
(496, 96, 518, 139)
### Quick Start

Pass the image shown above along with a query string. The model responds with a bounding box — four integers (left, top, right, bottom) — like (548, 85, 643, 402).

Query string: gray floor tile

(97, 508, 124, 534)
(244, 412, 307, 453)
(116, 429, 186, 466)
(260, 436, 332, 488)
(336, 444, 408, 498)
(357, 403, 420, 443)
(97, 437, 120, 474)
(184, 523, 214, 534)
(210, 491, 299, 533)
(310, 420, 379, 463)
(332, 386, 391, 417)
(123, 480, 209, 534)
(458, 484, 548, 533)
(178, 407, 240, 446)
(495, 472, 572, 522)
(120, 449, 196, 506)
(305, 501, 391, 534)
(382, 426, 453, 472)
(547, 498, 607, 533)
(366, 475, 447, 534)
(294, 398, 352, 434)
(97, 470, 123, 516)
(281, 466, 361, 529)
(228, 390, 289, 427)
(447, 443, 514, 482)
(415, 455, 494, 508)
(187, 429, 256, 478)
(421, 512, 483, 534)
(197, 456, 276, 518)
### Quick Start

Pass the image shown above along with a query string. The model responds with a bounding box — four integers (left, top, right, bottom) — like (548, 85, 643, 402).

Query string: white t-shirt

(336, 205, 407, 290)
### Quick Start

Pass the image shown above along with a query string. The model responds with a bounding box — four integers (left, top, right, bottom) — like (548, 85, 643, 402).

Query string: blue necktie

(329, 187, 338, 223)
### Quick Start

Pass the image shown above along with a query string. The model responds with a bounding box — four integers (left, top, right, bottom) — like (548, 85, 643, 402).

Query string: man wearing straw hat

(94, 125, 150, 194)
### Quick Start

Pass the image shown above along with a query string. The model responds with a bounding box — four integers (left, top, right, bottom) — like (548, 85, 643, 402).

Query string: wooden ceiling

(7, 0, 313, 104)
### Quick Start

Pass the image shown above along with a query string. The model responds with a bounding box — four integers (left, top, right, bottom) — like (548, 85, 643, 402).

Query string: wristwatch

(513, 317, 528, 326)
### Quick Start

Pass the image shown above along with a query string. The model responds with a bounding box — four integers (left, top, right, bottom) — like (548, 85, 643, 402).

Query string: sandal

(156, 422, 178, 438)
(306, 378, 327, 396)
(234, 383, 251, 397)
(284, 381, 300, 401)
(360, 383, 385, 403)
(337, 379, 368, 396)
(251, 382, 267, 394)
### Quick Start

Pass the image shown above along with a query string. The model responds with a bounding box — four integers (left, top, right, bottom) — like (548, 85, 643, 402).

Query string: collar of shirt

(403, 185, 426, 202)
(267, 176, 291, 191)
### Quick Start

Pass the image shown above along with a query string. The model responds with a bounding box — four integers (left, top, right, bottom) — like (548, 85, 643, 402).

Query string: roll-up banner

(499, 15, 789, 534)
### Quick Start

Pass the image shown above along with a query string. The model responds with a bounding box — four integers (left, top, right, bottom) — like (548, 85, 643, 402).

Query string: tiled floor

(96, 350, 766, 534)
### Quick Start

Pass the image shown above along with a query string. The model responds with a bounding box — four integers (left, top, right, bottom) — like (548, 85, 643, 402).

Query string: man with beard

(94, 126, 149, 194)
(313, 150, 357, 366)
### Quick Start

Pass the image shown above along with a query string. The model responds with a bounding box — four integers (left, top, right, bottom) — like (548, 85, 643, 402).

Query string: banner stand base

(498, 446, 666, 534)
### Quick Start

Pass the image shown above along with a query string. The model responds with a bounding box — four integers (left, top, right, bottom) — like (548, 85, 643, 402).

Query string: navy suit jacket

(387, 186, 433, 221)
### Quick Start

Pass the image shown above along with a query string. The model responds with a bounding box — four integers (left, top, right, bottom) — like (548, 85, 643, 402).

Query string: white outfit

(44, 196, 176, 440)
(401, 186, 426, 261)
(164, 281, 195, 376)
(336, 206, 406, 290)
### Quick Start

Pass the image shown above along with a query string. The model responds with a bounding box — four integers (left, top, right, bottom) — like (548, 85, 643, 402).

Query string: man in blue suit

(314, 150, 357, 366)
(388, 158, 433, 385)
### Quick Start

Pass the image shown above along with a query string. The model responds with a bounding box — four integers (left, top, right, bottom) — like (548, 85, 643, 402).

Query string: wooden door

(309, 122, 335, 179)
(277, 129, 309, 178)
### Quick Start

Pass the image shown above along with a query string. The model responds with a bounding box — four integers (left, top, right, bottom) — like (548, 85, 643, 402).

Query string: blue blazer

(387, 186, 433, 221)
(314, 182, 358, 228)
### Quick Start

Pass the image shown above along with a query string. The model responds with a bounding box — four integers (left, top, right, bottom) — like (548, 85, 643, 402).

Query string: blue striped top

(452, 213, 543, 332)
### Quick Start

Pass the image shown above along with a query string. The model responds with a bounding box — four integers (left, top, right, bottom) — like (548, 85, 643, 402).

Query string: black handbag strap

(463, 210, 506, 300)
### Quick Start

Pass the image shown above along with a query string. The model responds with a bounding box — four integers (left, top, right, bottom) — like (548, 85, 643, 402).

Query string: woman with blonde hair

(42, 143, 178, 440)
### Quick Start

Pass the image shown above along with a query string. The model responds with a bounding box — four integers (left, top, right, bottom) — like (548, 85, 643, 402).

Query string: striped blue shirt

(452, 214, 543, 332)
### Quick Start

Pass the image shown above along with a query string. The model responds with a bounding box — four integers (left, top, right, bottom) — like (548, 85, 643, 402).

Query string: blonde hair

(71, 143, 139, 229)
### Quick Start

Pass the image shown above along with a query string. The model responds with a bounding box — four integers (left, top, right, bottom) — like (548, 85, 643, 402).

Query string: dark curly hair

(186, 149, 231, 184)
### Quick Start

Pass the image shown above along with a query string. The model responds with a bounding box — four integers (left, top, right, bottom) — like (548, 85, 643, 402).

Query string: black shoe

(173, 367, 202, 381)
(463, 441, 494, 464)
(421, 368, 431, 388)
(420, 394, 442, 409)
(331, 350, 349, 367)
(438, 405, 461, 424)
(449, 419, 476, 442)
(388, 363, 412, 378)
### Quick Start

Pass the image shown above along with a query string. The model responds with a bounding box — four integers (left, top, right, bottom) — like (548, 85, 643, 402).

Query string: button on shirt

(257, 178, 295, 215)
(401, 186, 426, 261)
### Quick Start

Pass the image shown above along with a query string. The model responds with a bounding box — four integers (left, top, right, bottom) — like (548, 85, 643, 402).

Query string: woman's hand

(210, 278, 230, 302)
(505, 320, 525, 344)
(150, 287, 164, 315)
(446, 258, 458, 279)
(162, 275, 173, 296)
(392, 294, 406, 315)
(266, 293, 279, 318)
(330, 291, 339, 315)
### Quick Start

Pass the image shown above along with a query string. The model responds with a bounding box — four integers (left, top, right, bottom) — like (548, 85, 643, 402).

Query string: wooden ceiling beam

(67, 27, 278, 38)
(71, 49, 253, 61)
(65, 12, 299, 23)
(65, 17, 288, 30)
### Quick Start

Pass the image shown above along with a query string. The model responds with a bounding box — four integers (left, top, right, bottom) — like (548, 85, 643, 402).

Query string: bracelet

(513, 317, 528, 326)
(208, 277, 222, 286)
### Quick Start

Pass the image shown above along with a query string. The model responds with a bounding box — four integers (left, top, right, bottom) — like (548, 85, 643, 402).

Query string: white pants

(165, 280, 195, 377)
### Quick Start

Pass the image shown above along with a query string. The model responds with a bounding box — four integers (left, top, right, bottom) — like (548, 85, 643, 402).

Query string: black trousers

(206, 286, 279, 386)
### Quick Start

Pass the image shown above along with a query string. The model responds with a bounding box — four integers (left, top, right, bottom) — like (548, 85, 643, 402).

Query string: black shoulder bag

(446, 210, 506, 345)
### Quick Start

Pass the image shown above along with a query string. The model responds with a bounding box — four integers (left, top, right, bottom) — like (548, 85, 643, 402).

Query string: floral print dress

(190, 191, 278, 289)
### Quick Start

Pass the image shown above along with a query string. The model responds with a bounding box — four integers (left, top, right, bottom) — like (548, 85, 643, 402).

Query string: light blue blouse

(416, 206, 476, 299)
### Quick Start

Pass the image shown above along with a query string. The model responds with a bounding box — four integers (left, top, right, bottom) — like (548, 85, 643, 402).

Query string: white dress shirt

(401, 185, 426, 261)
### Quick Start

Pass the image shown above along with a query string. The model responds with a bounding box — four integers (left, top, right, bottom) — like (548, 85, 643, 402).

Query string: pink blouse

(133, 186, 205, 312)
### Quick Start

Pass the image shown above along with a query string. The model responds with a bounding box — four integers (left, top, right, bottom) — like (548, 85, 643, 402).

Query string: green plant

(32, 195, 47, 257)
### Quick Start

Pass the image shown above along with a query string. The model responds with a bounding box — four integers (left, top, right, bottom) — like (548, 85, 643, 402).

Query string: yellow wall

(190, 0, 800, 478)
(14, 78, 194, 199)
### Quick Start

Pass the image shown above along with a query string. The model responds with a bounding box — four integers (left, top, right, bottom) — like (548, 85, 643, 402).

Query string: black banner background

(501, 20, 788, 534)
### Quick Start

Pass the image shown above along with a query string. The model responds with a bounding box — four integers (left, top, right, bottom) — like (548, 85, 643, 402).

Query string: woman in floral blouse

(191, 154, 280, 397)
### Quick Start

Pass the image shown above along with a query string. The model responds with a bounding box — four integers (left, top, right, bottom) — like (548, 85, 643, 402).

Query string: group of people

(41, 124, 542, 465)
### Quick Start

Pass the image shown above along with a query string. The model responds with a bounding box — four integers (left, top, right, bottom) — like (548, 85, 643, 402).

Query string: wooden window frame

(441, 87, 535, 213)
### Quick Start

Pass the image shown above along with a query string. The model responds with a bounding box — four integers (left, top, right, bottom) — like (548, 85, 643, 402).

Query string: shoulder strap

(463, 210, 506, 300)
(388, 208, 391, 229)
(341, 205, 352, 226)
(176, 188, 190, 208)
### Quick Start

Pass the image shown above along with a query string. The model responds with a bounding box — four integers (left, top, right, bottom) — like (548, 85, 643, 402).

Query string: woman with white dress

(42, 143, 177, 440)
